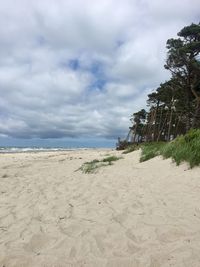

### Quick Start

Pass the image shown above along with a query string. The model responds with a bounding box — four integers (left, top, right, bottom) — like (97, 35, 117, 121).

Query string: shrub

(140, 129, 200, 168)
(162, 129, 200, 168)
(122, 144, 140, 154)
(140, 142, 166, 162)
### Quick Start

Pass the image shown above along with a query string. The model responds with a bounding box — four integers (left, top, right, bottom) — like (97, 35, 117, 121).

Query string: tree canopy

(118, 23, 200, 148)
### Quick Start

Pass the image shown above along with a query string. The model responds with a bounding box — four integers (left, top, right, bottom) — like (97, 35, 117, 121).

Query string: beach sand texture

(0, 149, 200, 267)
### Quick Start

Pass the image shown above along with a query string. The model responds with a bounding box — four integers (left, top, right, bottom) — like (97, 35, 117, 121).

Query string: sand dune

(0, 149, 200, 267)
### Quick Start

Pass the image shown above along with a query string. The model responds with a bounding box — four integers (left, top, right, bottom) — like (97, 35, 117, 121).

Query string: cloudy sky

(0, 0, 199, 147)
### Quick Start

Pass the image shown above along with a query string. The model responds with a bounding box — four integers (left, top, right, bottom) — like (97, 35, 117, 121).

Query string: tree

(165, 23, 200, 129)
(120, 23, 200, 148)
(130, 109, 147, 142)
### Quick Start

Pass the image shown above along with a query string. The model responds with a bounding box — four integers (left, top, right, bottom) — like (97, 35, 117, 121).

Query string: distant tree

(130, 109, 147, 142)
(119, 23, 200, 147)
(165, 23, 200, 129)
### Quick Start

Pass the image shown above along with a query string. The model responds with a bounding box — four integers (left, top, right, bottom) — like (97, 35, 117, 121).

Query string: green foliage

(122, 144, 140, 154)
(88, 159, 100, 164)
(102, 155, 120, 163)
(140, 142, 166, 162)
(116, 140, 129, 150)
(79, 160, 101, 173)
(162, 129, 200, 168)
(121, 23, 200, 147)
(140, 129, 200, 168)
(78, 156, 121, 173)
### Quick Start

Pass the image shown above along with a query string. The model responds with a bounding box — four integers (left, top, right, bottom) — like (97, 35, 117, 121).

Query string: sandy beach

(0, 149, 200, 267)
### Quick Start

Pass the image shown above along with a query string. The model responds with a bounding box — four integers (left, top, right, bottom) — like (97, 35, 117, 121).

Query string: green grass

(162, 129, 200, 168)
(140, 129, 200, 168)
(102, 155, 120, 164)
(140, 142, 166, 162)
(78, 155, 121, 173)
(79, 161, 102, 173)
(122, 144, 140, 154)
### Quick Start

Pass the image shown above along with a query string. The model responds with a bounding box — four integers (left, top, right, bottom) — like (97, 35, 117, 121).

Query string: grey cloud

(0, 0, 199, 140)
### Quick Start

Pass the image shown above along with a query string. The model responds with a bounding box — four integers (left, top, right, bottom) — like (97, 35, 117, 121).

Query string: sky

(0, 0, 200, 147)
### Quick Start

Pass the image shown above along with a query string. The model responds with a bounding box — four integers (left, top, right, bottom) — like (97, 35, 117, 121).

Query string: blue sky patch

(68, 59, 80, 70)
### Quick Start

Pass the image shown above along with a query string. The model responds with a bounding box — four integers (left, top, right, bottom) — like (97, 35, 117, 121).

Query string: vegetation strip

(140, 129, 200, 168)
(117, 23, 200, 150)
(78, 156, 122, 173)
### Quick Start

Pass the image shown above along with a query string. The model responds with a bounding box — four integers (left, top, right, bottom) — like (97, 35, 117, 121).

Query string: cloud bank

(0, 0, 199, 142)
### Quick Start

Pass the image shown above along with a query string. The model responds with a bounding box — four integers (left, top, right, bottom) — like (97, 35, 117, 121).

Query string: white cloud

(0, 0, 199, 141)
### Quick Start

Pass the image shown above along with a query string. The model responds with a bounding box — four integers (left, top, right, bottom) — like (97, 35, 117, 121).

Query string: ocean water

(0, 147, 79, 153)
(0, 138, 116, 153)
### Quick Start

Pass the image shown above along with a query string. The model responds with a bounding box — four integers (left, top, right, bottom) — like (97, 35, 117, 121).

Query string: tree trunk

(192, 98, 200, 128)
(174, 114, 182, 138)
(185, 87, 191, 132)
(167, 98, 174, 141)
(190, 83, 200, 129)
(156, 106, 164, 141)
(132, 123, 138, 143)
(157, 110, 169, 141)
(153, 100, 160, 141)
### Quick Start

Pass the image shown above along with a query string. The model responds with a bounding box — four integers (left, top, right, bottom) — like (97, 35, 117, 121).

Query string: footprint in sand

(156, 226, 186, 243)
(0, 255, 34, 267)
(59, 223, 83, 237)
(24, 234, 56, 254)
(149, 257, 162, 267)
(194, 207, 200, 218)
(69, 246, 77, 259)
(2, 174, 9, 178)
(106, 258, 140, 267)
(125, 229, 146, 244)
(94, 235, 105, 254)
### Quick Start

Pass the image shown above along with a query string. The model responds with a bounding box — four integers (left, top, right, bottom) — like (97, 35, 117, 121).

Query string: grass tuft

(162, 129, 200, 168)
(78, 155, 121, 173)
(140, 142, 166, 162)
(140, 129, 200, 168)
(79, 161, 101, 173)
(122, 144, 140, 154)
(102, 155, 120, 163)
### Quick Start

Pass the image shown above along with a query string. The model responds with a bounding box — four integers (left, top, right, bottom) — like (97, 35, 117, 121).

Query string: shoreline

(0, 147, 115, 154)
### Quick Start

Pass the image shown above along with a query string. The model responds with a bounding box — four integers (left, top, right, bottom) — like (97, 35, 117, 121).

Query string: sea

(0, 139, 116, 153)
(0, 145, 115, 153)
(0, 147, 78, 153)
(0, 146, 109, 153)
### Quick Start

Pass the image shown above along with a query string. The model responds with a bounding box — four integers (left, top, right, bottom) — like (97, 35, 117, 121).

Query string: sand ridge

(0, 149, 200, 266)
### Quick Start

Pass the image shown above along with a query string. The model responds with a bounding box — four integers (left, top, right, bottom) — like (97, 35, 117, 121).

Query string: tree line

(118, 23, 200, 148)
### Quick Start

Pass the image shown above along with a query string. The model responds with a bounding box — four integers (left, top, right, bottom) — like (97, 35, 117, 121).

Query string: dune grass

(78, 155, 122, 173)
(79, 160, 102, 173)
(102, 155, 120, 164)
(140, 142, 166, 162)
(140, 129, 200, 168)
(162, 129, 200, 168)
(122, 144, 140, 154)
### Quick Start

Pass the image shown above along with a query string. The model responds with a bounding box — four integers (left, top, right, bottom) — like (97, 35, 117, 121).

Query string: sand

(0, 149, 200, 267)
